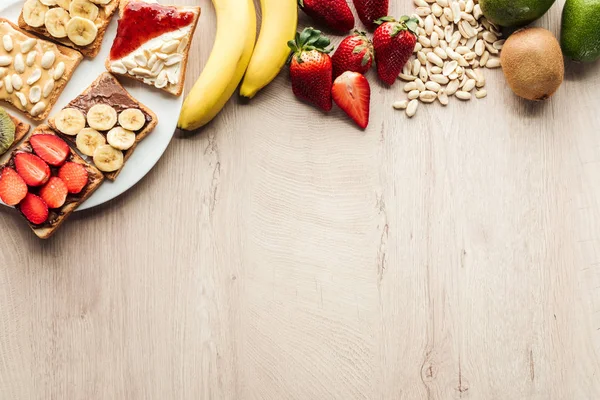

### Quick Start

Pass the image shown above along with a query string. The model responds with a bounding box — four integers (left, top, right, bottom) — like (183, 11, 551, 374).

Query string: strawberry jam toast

(0, 125, 104, 239)
(106, 0, 200, 96)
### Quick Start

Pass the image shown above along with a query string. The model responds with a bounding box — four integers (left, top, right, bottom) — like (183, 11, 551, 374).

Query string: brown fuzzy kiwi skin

(501, 27, 565, 101)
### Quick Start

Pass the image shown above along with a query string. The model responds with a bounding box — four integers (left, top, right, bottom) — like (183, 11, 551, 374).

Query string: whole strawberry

(298, 0, 354, 33)
(287, 28, 334, 112)
(353, 0, 389, 30)
(373, 16, 418, 86)
(332, 31, 374, 79)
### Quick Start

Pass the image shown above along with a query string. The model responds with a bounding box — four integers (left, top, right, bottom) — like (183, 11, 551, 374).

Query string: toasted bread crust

(10, 114, 30, 146)
(48, 72, 158, 181)
(105, 0, 201, 96)
(1, 125, 105, 240)
(18, 0, 120, 58)
(0, 19, 83, 121)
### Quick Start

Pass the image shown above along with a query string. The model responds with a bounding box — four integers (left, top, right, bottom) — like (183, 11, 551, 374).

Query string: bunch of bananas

(178, 0, 297, 131)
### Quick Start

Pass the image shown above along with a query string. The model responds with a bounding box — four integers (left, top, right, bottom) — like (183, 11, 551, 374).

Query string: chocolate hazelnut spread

(67, 74, 152, 125)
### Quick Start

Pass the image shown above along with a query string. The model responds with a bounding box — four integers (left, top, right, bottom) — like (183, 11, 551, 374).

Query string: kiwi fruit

(501, 27, 564, 101)
(0, 107, 15, 155)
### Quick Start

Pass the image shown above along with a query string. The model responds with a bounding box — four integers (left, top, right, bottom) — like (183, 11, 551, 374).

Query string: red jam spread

(110, 2, 194, 60)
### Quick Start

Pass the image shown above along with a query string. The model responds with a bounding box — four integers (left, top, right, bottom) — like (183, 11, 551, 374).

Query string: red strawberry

(287, 28, 334, 111)
(0, 167, 27, 206)
(332, 31, 374, 79)
(30, 134, 70, 167)
(298, 0, 354, 33)
(332, 71, 371, 129)
(14, 152, 51, 187)
(353, 0, 389, 30)
(58, 162, 88, 194)
(39, 177, 68, 209)
(19, 193, 49, 225)
(373, 16, 418, 86)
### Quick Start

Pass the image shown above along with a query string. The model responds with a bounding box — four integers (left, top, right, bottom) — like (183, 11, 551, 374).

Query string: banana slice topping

(23, 0, 49, 28)
(55, 108, 86, 136)
(93, 144, 124, 172)
(118, 108, 145, 131)
(107, 127, 135, 151)
(76, 127, 105, 156)
(86, 104, 117, 131)
(69, 0, 99, 22)
(45, 7, 70, 39)
(66, 16, 97, 46)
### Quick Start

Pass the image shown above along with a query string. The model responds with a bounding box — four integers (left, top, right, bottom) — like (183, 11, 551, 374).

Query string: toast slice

(1, 125, 104, 240)
(10, 114, 30, 147)
(18, 0, 120, 58)
(48, 72, 158, 181)
(105, 0, 200, 96)
(0, 19, 83, 121)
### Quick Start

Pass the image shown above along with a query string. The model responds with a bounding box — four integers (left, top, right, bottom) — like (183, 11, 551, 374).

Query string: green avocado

(561, 0, 600, 62)
(479, 0, 557, 27)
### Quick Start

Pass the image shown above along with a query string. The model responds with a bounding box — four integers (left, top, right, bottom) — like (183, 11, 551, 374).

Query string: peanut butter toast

(0, 19, 82, 121)
(19, 0, 120, 59)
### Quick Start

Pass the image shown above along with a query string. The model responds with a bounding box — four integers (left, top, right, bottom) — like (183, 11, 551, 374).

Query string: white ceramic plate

(0, 0, 182, 211)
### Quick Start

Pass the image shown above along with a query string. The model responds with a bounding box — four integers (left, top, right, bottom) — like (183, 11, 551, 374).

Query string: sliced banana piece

(89, 0, 111, 4)
(87, 104, 117, 131)
(55, 107, 86, 136)
(56, 0, 72, 9)
(107, 127, 135, 151)
(118, 108, 145, 131)
(39, 0, 57, 5)
(69, 0, 99, 21)
(76, 128, 105, 156)
(93, 144, 123, 172)
(66, 16, 97, 46)
(45, 7, 70, 39)
(23, 0, 49, 28)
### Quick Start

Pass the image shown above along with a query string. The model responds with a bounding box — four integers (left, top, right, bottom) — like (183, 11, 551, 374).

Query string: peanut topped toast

(19, 0, 120, 58)
(106, 0, 200, 96)
(48, 72, 158, 181)
(0, 19, 83, 120)
(0, 125, 104, 239)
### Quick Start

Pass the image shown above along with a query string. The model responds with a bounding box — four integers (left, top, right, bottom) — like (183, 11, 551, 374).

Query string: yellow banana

(239, 0, 298, 99)
(178, 0, 256, 131)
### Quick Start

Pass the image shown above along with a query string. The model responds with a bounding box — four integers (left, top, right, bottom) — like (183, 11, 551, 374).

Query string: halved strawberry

(58, 162, 88, 194)
(0, 167, 28, 206)
(30, 134, 70, 167)
(14, 152, 51, 187)
(19, 192, 49, 225)
(39, 177, 68, 209)
(332, 71, 371, 129)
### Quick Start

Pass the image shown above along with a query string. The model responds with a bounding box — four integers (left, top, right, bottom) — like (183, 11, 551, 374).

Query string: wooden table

(2, 0, 600, 398)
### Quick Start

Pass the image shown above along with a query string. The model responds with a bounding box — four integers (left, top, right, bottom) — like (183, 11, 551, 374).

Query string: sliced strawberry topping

(58, 162, 88, 194)
(30, 134, 70, 167)
(0, 167, 28, 206)
(14, 152, 51, 187)
(332, 71, 371, 129)
(19, 193, 49, 225)
(39, 177, 68, 209)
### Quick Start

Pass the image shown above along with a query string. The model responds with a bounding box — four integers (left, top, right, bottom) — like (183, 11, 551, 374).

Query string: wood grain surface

(2, 0, 600, 399)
